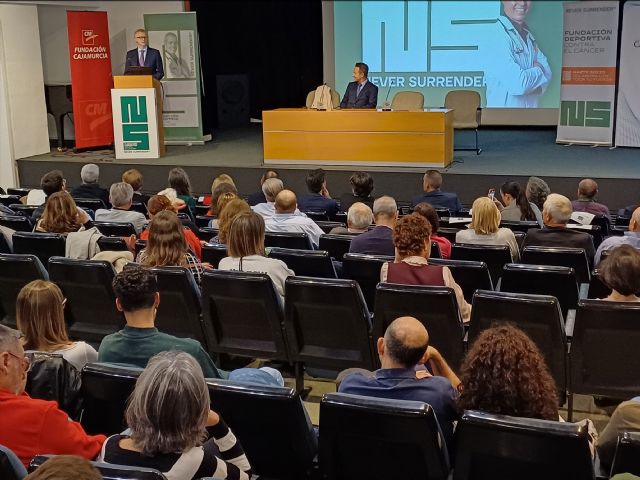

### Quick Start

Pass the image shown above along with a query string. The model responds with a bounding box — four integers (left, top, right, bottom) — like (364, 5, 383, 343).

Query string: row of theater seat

(1, 252, 639, 420)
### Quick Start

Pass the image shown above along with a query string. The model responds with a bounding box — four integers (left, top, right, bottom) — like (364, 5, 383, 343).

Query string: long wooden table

(262, 108, 453, 168)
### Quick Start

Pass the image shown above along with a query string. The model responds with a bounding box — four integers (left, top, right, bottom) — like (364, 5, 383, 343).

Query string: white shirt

(484, 16, 552, 108)
(95, 208, 147, 234)
(264, 213, 324, 248)
(218, 255, 294, 302)
(252, 202, 305, 220)
(27, 341, 98, 372)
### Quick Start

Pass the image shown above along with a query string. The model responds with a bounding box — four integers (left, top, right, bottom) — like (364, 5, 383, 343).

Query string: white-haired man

(70, 163, 110, 207)
(330, 202, 373, 235)
(95, 182, 147, 234)
(349, 196, 397, 257)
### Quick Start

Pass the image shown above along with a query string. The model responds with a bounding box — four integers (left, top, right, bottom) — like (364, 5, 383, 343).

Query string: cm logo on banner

(120, 96, 149, 151)
(559, 101, 611, 128)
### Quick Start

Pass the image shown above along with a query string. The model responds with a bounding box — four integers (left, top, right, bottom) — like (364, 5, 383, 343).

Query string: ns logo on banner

(559, 101, 611, 128)
(120, 96, 149, 151)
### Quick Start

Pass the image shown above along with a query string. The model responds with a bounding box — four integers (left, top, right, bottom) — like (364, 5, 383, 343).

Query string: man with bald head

(349, 196, 398, 256)
(572, 178, 610, 219)
(595, 207, 640, 264)
(264, 190, 324, 247)
(252, 177, 304, 219)
(339, 316, 460, 449)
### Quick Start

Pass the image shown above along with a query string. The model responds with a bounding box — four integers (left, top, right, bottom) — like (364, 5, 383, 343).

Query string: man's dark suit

(71, 183, 110, 208)
(349, 225, 394, 257)
(247, 191, 266, 207)
(340, 80, 378, 109)
(411, 190, 462, 214)
(298, 193, 339, 219)
(521, 226, 596, 265)
(125, 47, 164, 80)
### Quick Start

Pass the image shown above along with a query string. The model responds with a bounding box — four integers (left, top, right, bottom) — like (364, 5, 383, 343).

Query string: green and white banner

(111, 88, 160, 159)
(556, 2, 619, 145)
(144, 12, 204, 145)
(615, 1, 640, 148)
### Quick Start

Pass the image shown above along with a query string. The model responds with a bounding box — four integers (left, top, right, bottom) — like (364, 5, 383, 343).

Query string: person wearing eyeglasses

(125, 28, 164, 80)
(0, 324, 106, 468)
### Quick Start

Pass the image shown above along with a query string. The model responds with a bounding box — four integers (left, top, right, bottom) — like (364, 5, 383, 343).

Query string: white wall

(0, 3, 50, 187)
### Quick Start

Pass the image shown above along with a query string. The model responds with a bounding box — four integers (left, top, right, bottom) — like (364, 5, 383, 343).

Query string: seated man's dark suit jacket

(521, 226, 596, 266)
(348, 225, 394, 257)
(125, 47, 164, 80)
(411, 190, 463, 213)
(298, 193, 339, 219)
(340, 81, 378, 109)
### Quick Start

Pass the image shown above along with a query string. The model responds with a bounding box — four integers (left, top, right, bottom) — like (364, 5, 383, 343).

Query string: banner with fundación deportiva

(556, 2, 619, 145)
(144, 12, 205, 144)
(66, 11, 114, 149)
(111, 89, 160, 159)
(614, 1, 640, 148)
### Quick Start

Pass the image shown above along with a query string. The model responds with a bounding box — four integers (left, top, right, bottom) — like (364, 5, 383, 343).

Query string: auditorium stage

(16, 125, 640, 211)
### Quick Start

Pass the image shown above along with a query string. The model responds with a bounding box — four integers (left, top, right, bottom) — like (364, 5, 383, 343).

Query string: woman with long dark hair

(497, 181, 543, 226)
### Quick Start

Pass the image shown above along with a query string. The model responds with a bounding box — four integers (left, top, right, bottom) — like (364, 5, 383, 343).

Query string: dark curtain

(190, 1, 323, 131)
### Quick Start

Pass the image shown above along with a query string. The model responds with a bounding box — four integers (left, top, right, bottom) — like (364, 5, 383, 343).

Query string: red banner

(67, 11, 113, 149)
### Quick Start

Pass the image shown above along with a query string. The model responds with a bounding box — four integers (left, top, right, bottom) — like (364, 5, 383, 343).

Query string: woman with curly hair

(380, 213, 470, 322)
(35, 191, 93, 234)
(458, 324, 558, 420)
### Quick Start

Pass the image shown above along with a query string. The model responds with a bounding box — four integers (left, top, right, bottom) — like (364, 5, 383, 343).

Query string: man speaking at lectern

(340, 62, 378, 109)
(125, 28, 164, 80)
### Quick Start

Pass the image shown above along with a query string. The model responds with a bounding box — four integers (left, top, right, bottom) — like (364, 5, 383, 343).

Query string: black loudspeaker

(216, 74, 250, 128)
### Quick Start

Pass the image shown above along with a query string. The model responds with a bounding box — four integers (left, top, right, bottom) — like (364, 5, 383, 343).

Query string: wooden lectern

(112, 75, 165, 156)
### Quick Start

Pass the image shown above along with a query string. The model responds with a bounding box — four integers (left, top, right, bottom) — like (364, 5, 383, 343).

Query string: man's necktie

(357, 84, 363, 97)
(139, 50, 145, 67)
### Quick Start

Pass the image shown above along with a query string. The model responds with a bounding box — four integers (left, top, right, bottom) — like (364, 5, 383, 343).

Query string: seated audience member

(203, 174, 237, 207)
(17, 280, 97, 371)
(98, 351, 251, 480)
(208, 191, 238, 228)
(252, 177, 283, 219)
(70, 164, 110, 207)
(95, 182, 147, 234)
(122, 168, 150, 206)
(139, 195, 203, 260)
(522, 193, 596, 265)
(32, 170, 67, 221)
(209, 198, 251, 245)
(264, 190, 324, 248)
(25, 455, 102, 480)
(599, 245, 640, 302)
(458, 324, 558, 420)
(597, 398, 640, 470)
(219, 211, 294, 302)
(496, 181, 543, 226)
(98, 267, 224, 378)
(247, 169, 278, 206)
(137, 210, 209, 284)
(349, 196, 397, 257)
(572, 178, 610, 219)
(298, 168, 339, 219)
(0, 324, 105, 467)
(340, 171, 375, 213)
(414, 202, 452, 258)
(208, 182, 239, 219)
(0, 224, 14, 252)
(329, 202, 373, 235)
(526, 176, 550, 211)
(35, 191, 94, 234)
(168, 167, 196, 214)
(456, 197, 520, 261)
(410, 169, 462, 213)
(381, 214, 470, 321)
(339, 316, 460, 450)
(595, 207, 640, 264)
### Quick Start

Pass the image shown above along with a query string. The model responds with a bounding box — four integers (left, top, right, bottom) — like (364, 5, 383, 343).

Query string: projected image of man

(484, 1, 551, 108)
(340, 62, 378, 109)
(163, 32, 192, 78)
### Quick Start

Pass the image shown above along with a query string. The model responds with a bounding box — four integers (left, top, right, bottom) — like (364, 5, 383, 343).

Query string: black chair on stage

(341, 253, 394, 311)
(29, 457, 165, 480)
(373, 283, 465, 369)
(12, 232, 65, 267)
(73, 198, 107, 211)
(453, 410, 594, 480)
(207, 379, 317, 480)
(48, 257, 124, 345)
(451, 243, 512, 285)
(429, 258, 493, 303)
(610, 431, 640, 477)
(0, 253, 48, 327)
(318, 234, 356, 261)
(93, 221, 137, 237)
(80, 362, 142, 436)
(522, 246, 591, 284)
(320, 393, 450, 480)
(265, 232, 313, 250)
(201, 270, 288, 362)
(268, 247, 337, 278)
(0, 214, 32, 232)
(201, 243, 228, 268)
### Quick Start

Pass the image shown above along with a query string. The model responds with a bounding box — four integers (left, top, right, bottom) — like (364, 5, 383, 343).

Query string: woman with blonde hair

(209, 198, 251, 245)
(218, 211, 294, 301)
(455, 196, 519, 260)
(137, 210, 209, 283)
(207, 183, 238, 219)
(211, 174, 236, 194)
(17, 280, 97, 371)
(35, 191, 93, 234)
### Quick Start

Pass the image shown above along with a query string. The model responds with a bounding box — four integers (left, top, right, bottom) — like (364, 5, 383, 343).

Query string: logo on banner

(120, 96, 149, 151)
(82, 30, 98, 45)
(560, 100, 611, 127)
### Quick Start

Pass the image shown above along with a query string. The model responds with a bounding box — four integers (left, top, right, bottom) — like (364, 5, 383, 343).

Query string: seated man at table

(264, 190, 324, 248)
(339, 62, 378, 109)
